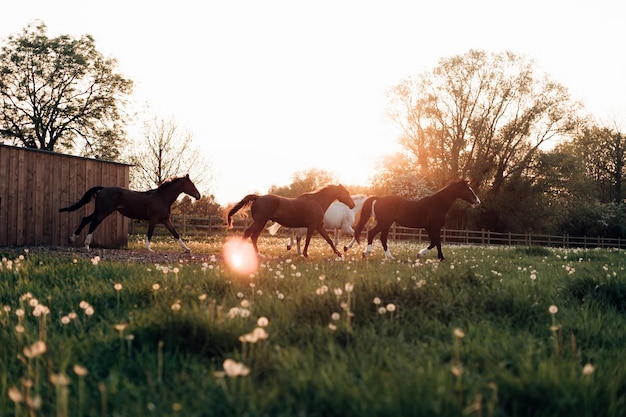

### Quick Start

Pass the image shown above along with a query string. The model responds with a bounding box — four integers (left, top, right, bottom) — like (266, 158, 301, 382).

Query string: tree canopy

(387, 50, 580, 194)
(128, 116, 211, 192)
(0, 21, 133, 159)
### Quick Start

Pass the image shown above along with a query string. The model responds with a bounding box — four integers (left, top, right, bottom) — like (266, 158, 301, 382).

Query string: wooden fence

(131, 215, 626, 250)
(0, 144, 130, 247)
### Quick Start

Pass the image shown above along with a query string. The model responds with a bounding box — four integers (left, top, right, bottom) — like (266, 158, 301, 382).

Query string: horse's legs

(313, 225, 342, 258)
(244, 221, 266, 256)
(69, 212, 97, 243)
(295, 230, 303, 255)
(286, 229, 304, 255)
(162, 218, 191, 253)
(379, 227, 394, 260)
(341, 225, 355, 252)
(145, 221, 157, 252)
(82, 212, 112, 250)
(418, 228, 444, 261)
(362, 223, 383, 257)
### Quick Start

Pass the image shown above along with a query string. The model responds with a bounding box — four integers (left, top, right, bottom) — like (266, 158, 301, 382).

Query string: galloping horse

(354, 180, 480, 261)
(227, 184, 355, 257)
(59, 174, 201, 252)
(267, 195, 369, 255)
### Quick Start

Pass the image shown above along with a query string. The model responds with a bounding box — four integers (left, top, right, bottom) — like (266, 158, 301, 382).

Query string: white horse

(267, 195, 369, 255)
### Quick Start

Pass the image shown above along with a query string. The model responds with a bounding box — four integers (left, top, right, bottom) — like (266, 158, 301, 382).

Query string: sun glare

(223, 237, 259, 275)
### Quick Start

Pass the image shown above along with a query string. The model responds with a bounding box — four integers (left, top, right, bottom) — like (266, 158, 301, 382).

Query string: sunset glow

(223, 237, 259, 275)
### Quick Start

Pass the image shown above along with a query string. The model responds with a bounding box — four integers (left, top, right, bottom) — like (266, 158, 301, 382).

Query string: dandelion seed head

(8, 387, 23, 403)
(73, 364, 88, 376)
(582, 363, 596, 375)
(114, 323, 127, 332)
(549, 305, 558, 314)
(222, 358, 250, 377)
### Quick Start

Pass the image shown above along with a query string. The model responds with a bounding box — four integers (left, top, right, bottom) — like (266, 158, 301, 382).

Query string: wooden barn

(0, 144, 130, 248)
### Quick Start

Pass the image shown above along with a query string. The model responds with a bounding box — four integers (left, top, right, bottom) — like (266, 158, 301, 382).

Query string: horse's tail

(353, 196, 378, 244)
(227, 194, 259, 229)
(267, 222, 282, 236)
(59, 186, 104, 212)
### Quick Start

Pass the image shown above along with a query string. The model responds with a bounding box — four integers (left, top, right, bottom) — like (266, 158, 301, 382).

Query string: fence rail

(129, 215, 626, 250)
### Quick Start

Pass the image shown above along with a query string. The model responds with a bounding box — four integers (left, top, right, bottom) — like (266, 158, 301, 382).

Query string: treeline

(2, 25, 624, 239)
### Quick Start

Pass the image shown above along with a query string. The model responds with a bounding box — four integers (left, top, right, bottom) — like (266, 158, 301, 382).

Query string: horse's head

(335, 184, 355, 209)
(454, 179, 481, 205)
(182, 174, 201, 200)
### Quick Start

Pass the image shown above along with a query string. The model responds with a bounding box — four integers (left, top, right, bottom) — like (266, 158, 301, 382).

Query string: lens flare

(223, 237, 259, 275)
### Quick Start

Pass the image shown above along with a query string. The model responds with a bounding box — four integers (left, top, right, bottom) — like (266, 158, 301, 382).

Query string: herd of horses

(59, 176, 481, 261)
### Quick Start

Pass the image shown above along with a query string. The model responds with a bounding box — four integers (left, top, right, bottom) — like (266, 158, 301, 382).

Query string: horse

(267, 195, 369, 255)
(227, 184, 355, 258)
(59, 174, 201, 252)
(353, 179, 481, 261)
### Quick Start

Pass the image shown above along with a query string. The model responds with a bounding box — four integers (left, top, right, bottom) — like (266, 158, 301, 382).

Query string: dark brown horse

(353, 179, 481, 261)
(59, 174, 201, 252)
(227, 184, 355, 257)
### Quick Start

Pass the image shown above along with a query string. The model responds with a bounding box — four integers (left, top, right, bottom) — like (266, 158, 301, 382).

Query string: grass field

(1, 236, 625, 417)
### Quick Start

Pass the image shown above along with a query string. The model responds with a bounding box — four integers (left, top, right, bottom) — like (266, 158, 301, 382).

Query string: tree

(128, 115, 212, 192)
(571, 122, 625, 203)
(387, 50, 579, 195)
(0, 21, 133, 159)
(268, 168, 338, 197)
(173, 194, 222, 216)
(370, 152, 433, 199)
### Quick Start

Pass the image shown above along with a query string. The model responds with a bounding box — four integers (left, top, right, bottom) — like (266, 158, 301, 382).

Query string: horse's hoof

(343, 246, 349, 252)
(286, 245, 292, 251)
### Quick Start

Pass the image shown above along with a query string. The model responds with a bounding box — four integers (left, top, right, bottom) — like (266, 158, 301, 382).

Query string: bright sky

(2, 0, 624, 205)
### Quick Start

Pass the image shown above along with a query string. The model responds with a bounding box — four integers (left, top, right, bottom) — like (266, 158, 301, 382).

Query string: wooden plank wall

(0, 144, 130, 248)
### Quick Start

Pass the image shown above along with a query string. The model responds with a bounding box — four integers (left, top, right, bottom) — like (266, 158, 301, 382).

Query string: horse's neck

(433, 189, 459, 209)
(159, 183, 184, 204)
(314, 190, 337, 211)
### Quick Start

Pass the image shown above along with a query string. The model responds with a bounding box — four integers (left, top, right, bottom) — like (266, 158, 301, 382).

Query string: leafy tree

(173, 194, 222, 217)
(268, 168, 338, 197)
(0, 21, 133, 159)
(571, 122, 625, 203)
(370, 152, 433, 198)
(128, 115, 212, 192)
(387, 50, 579, 195)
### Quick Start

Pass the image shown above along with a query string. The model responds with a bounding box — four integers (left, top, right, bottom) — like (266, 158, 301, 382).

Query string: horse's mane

(158, 175, 187, 190)
(439, 179, 469, 191)
(300, 183, 345, 197)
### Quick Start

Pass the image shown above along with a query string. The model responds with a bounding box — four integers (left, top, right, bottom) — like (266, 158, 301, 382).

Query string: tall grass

(1, 238, 625, 416)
